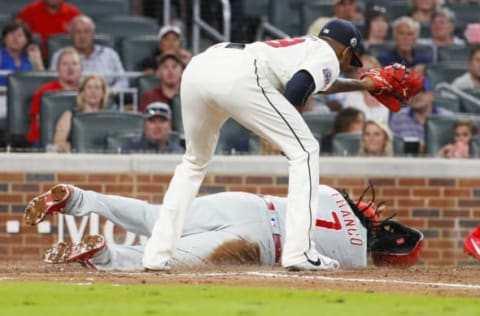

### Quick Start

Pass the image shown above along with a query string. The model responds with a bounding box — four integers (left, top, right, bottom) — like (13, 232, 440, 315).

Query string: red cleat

(24, 184, 72, 225)
(43, 235, 106, 270)
(464, 225, 480, 261)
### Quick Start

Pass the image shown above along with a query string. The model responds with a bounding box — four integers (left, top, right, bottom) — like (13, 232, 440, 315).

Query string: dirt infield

(1, 260, 479, 298)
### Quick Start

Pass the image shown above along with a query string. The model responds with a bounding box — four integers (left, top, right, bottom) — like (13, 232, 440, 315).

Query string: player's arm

(283, 70, 315, 111)
(320, 77, 375, 94)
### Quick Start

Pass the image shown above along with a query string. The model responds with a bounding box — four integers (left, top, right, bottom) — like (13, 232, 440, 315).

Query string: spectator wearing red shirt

(27, 47, 82, 145)
(139, 54, 184, 113)
(17, 0, 81, 57)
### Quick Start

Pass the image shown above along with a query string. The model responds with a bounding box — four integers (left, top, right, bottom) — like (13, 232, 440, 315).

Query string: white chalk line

(2, 271, 480, 291)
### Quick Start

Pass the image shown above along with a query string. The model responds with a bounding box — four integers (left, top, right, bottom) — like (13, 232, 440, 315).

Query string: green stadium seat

(120, 35, 159, 71)
(68, 0, 130, 21)
(171, 95, 183, 136)
(300, 2, 333, 35)
(469, 137, 480, 158)
(302, 112, 336, 142)
(47, 33, 114, 66)
(447, 3, 480, 24)
(460, 89, 480, 114)
(424, 114, 480, 155)
(437, 45, 470, 66)
(39, 91, 77, 147)
(0, 0, 32, 17)
(136, 74, 161, 103)
(332, 132, 361, 156)
(386, 2, 411, 20)
(215, 118, 260, 155)
(96, 16, 158, 50)
(71, 111, 144, 152)
(6, 71, 57, 146)
(434, 95, 462, 113)
(425, 64, 467, 86)
(393, 135, 405, 156)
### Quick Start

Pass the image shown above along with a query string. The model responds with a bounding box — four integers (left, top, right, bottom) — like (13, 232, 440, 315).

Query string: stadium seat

(447, 3, 480, 24)
(39, 91, 77, 147)
(386, 2, 411, 20)
(47, 33, 114, 66)
(120, 35, 159, 71)
(136, 74, 161, 103)
(437, 45, 470, 66)
(6, 71, 57, 146)
(302, 112, 336, 142)
(68, 0, 130, 21)
(332, 132, 361, 156)
(434, 95, 462, 113)
(460, 89, 480, 114)
(171, 95, 183, 136)
(216, 118, 260, 155)
(425, 64, 467, 86)
(469, 137, 480, 158)
(71, 111, 144, 152)
(106, 130, 182, 153)
(423, 115, 480, 155)
(393, 135, 405, 156)
(0, 0, 32, 17)
(96, 16, 158, 50)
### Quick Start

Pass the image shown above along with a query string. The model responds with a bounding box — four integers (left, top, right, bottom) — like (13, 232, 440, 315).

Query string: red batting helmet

(370, 220, 424, 268)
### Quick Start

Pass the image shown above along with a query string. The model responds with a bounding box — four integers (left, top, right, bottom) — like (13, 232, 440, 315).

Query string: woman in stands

(437, 119, 478, 158)
(363, 5, 389, 49)
(0, 20, 44, 86)
(359, 120, 394, 157)
(53, 75, 109, 152)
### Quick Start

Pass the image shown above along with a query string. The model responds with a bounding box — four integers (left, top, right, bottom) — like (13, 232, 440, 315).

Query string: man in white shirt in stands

(49, 15, 128, 90)
(451, 46, 480, 90)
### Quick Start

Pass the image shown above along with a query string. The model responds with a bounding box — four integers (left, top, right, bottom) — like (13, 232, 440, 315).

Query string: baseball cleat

(464, 225, 480, 261)
(43, 234, 106, 269)
(286, 254, 340, 272)
(24, 184, 72, 225)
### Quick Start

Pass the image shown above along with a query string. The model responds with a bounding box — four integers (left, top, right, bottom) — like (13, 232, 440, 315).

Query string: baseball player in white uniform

(25, 183, 371, 271)
(142, 19, 378, 272)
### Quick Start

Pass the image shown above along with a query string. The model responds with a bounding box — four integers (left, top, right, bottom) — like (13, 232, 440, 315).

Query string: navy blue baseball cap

(319, 19, 363, 67)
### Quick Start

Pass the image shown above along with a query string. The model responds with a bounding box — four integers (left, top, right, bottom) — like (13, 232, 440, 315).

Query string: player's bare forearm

(321, 77, 375, 94)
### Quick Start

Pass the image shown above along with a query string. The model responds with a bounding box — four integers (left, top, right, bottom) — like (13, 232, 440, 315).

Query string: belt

(225, 42, 246, 49)
(261, 196, 282, 264)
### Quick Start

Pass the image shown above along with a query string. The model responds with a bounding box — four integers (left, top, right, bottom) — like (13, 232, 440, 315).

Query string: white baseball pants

(143, 46, 320, 268)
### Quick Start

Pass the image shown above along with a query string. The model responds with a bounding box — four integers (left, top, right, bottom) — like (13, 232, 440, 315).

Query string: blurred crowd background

(1, 0, 480, 158)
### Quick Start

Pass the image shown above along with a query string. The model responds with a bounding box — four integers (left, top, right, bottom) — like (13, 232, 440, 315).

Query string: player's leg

(221, 58, 335, 269)
(24, 184, 158, 236)
(143, 52, 229, 270)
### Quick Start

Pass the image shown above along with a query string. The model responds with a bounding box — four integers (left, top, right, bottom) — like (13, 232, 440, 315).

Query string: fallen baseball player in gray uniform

(24, 183, 423, 271)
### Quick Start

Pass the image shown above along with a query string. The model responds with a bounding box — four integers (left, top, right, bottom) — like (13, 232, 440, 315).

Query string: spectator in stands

(409, 0, 443, 24)
(53, 75, 109, 153)
(141, 25, 191, 73)
(438, 119, 478, 158)
(0, 20, 44, 86)
(359, 120, 393, 157)
(389, 78, 452, 154)
(321, 107, 365, 154)
(27, 47, 82, 145)
(139, 53, 184, 113)
(363, 5, 389, 49)
(417, 7, 465, 47)
(49, 15, 128, 90)
(122, 102, 184, 153)
(378, 16, 432, 74)
(17, 0, 81, 57)
(307, 0, 363, 36)
(329, 55, 390, 122)
(464, 23, 480, 45)
(451, 46, 480, 90)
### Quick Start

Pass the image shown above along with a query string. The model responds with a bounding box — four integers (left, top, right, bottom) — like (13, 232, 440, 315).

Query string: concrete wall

(1, 153, 479, 265)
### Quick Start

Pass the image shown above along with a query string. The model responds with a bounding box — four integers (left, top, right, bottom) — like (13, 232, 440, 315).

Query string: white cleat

(286, 254, 340, 271)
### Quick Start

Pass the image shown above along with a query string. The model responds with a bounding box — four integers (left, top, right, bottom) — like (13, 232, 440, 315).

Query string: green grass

(0, 282, 478, 316)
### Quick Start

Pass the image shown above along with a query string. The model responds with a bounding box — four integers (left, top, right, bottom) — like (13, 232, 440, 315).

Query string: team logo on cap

(350, 37, 358, 48)
(322, 28, 330, 34)
(323, 68, 332, 85)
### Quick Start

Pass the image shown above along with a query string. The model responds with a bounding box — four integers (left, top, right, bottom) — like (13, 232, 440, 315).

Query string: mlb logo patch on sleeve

(322, 68, 332, 85)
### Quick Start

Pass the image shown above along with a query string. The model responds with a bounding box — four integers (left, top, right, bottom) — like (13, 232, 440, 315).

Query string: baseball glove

(360, 63, 425, 112)
(369, 220, 424, 267)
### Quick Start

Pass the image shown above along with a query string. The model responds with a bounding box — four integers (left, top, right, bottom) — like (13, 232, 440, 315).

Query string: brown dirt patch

(1, 259, 479, 298)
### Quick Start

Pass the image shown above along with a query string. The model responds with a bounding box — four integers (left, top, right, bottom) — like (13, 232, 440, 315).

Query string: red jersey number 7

(315, 211, 342, 230)
(264, 38, 306, 48)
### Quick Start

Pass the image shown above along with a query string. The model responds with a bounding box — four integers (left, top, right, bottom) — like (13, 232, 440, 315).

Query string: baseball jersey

(244, 36, 340, 94)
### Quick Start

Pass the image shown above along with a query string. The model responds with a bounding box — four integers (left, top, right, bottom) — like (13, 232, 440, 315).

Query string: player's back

(244, 36, 340, 92)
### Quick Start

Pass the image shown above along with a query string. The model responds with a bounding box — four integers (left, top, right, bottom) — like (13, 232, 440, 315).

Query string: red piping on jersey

(261, 196, 282, 264)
